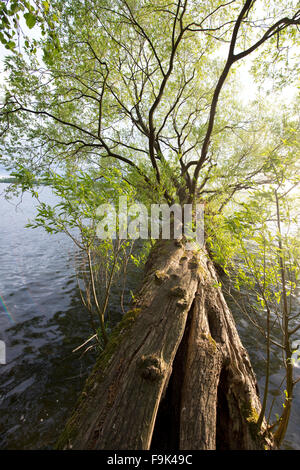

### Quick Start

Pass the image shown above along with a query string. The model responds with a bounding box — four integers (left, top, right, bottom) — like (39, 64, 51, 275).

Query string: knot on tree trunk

(169, 286, 186, 298)
(138, 354, 166, 382)
(56, 241, 273, 450)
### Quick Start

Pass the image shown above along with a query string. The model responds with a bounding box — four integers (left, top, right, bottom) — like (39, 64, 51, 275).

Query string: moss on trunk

(56, 239, 273, 450)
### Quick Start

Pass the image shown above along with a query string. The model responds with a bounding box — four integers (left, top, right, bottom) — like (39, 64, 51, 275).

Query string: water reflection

(0, 185, 140, 449)
(0, 183, 299, 449)
(0, 292, 97, 449)
(223, 278, 300, 450)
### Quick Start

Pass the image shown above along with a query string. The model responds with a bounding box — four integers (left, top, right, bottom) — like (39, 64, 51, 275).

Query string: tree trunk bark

(56, 239, 272, 450)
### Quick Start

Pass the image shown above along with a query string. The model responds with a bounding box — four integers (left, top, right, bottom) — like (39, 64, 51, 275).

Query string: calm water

(0, 184, 140, 449)
(0, 183, 299, 449)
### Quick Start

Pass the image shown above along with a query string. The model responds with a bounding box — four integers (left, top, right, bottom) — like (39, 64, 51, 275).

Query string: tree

(11, 166, 138, 347)
(0, 0, 60, 55)
(0, 0, 299, 450)
(207, 130, 300, 448)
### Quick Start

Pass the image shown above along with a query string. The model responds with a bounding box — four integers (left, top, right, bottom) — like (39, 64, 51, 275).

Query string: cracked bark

(56, 239, 272, 450)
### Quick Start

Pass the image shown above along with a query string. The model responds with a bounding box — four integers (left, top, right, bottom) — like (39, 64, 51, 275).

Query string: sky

(0, 6, 298, 177)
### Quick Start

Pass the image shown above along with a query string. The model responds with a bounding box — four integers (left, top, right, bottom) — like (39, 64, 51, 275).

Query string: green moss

(154, 270, 169, 284)
(55, 419, 78, 449)
(241, 400, 260, 440)
(197, 263, 208, 278)
(207, 334, 217, 351)
(55, 307, 141, 449)
(200, 332, 217, 352)
(246, 406, 259, 424)
(97, 308, 141, 370)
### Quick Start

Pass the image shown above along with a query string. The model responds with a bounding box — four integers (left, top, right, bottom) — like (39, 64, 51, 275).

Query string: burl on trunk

(56, 239, 271, 450)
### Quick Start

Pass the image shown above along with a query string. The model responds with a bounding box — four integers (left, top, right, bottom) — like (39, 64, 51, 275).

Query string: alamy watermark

(95, 197, 204, 250)
(0, 341, 6, 365)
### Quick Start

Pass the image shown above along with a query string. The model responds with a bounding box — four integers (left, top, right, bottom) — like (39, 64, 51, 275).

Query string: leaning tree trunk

(56, 239, 272, 450)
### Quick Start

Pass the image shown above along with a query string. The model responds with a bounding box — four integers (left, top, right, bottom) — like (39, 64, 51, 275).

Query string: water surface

(0, 184, 299, 449)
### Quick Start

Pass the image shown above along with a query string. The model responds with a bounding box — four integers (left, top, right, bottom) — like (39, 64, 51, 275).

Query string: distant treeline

(0, 178, 47, 185)
(0, 177, 18, 183)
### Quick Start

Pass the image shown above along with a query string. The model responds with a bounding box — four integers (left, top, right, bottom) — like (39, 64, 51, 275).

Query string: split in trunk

(56, 239, 273, 450)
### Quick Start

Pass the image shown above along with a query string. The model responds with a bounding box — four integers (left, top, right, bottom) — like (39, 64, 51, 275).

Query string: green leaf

(24, 12, 36, 29)
(42, 1, 50, 13)
(6, 40, 16, 50)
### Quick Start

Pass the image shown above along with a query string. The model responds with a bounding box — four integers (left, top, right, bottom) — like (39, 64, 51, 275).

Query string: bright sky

(0, 5, 298, 175)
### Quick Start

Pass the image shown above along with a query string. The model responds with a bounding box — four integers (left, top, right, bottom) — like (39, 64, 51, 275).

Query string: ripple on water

(0, 184, 299, 449)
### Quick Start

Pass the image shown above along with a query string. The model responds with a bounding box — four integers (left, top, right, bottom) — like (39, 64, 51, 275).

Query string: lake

(0, 183, 299, 449)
